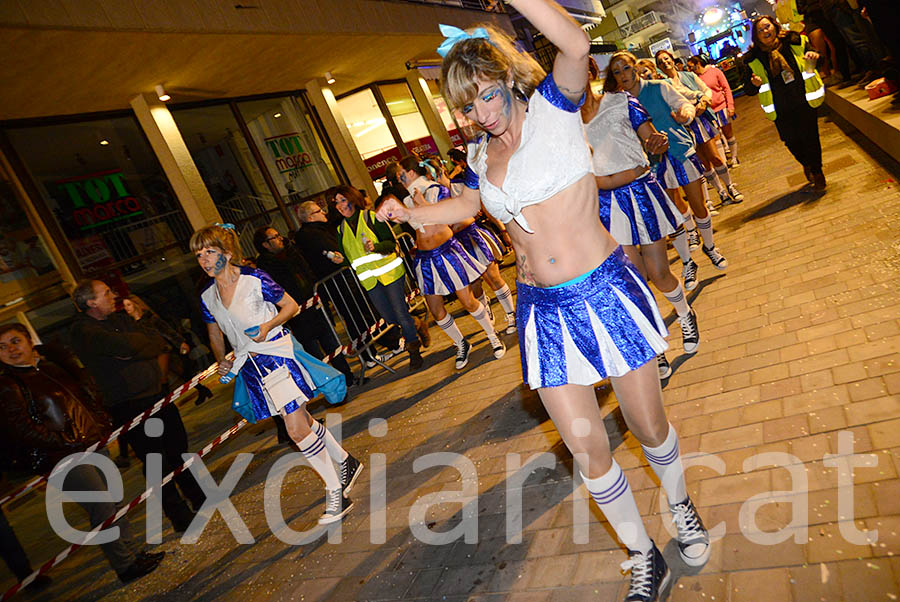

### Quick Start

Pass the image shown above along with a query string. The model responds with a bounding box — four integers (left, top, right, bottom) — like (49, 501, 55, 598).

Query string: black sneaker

(455, 339, 472, 369)
(621, 541, 671, 602)
(687, 228, 700, 250)
(701, 244, 728, 270)
(118, 550, 165, 583)
(318, 488, 353, 525)
(679, 309, 700, 354)
(340, 454, 364, 495)
(682, 259, 698, 292)
(669, 496, 711, 567)
(657, 353, 672, 380)
(725, 184, 744, 203)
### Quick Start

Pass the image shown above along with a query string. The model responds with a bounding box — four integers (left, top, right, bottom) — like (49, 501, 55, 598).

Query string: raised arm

(376, 185, 482, 227)
(508, 0, 589, 102)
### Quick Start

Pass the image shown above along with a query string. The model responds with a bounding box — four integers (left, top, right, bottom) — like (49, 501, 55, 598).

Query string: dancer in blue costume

(655, 50, 744, 208)
(581, 58, 697, 377)
(394, 156, 506, 370)
(608, 51, 730, 297)
(377, 3, 709, 599)
(191, 224, 361, 525)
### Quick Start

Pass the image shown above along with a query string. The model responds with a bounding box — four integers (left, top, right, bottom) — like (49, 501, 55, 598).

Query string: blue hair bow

(419, 160, 437, 180)
(215, 222, 236, 232)
(437, 24, 490, 58)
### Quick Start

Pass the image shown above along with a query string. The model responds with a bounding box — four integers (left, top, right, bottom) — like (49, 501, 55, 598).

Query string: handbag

(248, 355, 305, 413)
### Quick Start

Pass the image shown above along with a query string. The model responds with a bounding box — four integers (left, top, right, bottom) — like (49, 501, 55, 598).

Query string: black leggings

(774, 104, 822, 171)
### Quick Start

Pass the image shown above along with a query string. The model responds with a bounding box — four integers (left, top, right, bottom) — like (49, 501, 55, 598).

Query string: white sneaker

(706, 200, 720, 216)
(504, 312, 516, 335)
(488, 334, 506, 359)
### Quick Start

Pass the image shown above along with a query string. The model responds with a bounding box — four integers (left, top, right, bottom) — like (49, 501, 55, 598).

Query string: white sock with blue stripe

(493, 283, 515, 315)
(642, 423, 687, 504)
(704, 169, 726, 195)
(469, 306, 496, 337)
(696, 215, 715, 248)
(299, 430, 340, 490)
(662, 284, 690, 318)
(727, 137, 738, 161)
(583, 461, 652, 553)
(436, 313, 464, 345)
(671, 225, 692, 264)
(714, 165, 733, 187)
(312, 420, 348, 463)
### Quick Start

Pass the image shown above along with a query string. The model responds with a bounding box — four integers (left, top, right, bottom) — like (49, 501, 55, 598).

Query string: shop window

(425, 79, 467, 148)
(5, 116, 192, 279)
(379, 83, 440, 159)
(237, 96, 339, 207)
(337, 88, 400, 180)
(0, 178, 60, 304)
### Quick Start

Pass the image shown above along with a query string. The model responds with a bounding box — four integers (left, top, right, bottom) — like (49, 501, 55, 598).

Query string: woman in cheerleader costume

(687, 55, 741, 167)
(654, 50, 744, 208)
(377, 3, 710, 599)
(191, 224, 360, 525)
(395, 157, 507, 370)
(607, 51, 730, 296)
(581, 57, 697, 377)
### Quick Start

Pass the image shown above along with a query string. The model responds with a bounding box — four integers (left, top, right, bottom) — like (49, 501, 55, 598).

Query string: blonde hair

(603, 51, 638, 92)
(189, 224, 243, 265)
(441, 25, 545, 111)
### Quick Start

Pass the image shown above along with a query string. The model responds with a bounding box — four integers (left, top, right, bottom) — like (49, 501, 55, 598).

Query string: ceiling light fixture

(325, 71, 336, 85)
(155, 84, 171, 102)
(99, 139, 109, 146)
(274, 112, 282, 118)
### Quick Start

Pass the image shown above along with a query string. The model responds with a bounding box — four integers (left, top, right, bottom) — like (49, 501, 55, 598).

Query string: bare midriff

(510, 173, 618, 288)
(450, 216, 475, 234)
(595, 165, 650, 190)
(416, 223, 454, 252)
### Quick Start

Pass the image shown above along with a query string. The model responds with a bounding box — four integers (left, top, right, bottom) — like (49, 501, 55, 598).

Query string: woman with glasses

(327, 186, 427, 371)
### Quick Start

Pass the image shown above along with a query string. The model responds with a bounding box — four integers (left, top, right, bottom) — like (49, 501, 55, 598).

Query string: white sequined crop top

(583, 92, 653, 177)
(464, 74, 592, 234)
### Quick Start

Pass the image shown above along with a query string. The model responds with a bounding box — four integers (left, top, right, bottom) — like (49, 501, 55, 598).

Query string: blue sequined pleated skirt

(454, 222, 502, 267)
(414, 237, 486, 296)
(688, 111, 720, 144)
(598, 173, 683, 246)
(655, 151, 704, 189)
(515, 248, 668, 389)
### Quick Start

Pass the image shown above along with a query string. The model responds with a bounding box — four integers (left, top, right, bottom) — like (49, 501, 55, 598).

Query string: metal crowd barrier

(395, 232, 426, 314)
(312, 266, 397, 384)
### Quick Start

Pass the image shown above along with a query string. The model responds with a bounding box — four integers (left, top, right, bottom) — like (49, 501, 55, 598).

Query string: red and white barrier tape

(0, 287, 420, 508)
(1, 419, 249, 600)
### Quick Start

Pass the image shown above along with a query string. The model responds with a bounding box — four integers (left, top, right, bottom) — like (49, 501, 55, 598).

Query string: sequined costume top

(583, 92, 653, 177)
(464, 73, 591, 233)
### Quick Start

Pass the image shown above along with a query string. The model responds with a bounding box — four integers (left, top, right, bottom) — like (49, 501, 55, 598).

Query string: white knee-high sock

(671, 226, 692, 264)
(641, 423, 688, 505)
(682, 210, 696, 232)
(661, 284, 690, 318)
(469, 306, 497, 337)
(727, 137, 738, 161)
(312, 420, 348, 463)
(583, 461, 653, 553)
(436, 314, 464, 345)
(714, 164, 732, 187)
(704, 169, 726, 195)
(717, 137, 728, 159)
(476, 293, 489, 309)
(494, 283, 515, 315)
(298, 431, 340, 490)
(696, 215, 714, 248)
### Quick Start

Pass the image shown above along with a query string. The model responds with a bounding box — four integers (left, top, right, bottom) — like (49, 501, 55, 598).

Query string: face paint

(500, 85, 513, 121)
(213, 252, 227, 275)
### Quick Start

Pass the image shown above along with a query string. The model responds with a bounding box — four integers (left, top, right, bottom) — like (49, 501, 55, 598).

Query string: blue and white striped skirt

(414, 237, 486, 296)
(687, 111, 720, 144)
(598, 172, 683, 246)
(714, 108, 735, 127)
(516, 247, 668, 390)
(655, 152, 705, 189)
(454, 221, 503, 268)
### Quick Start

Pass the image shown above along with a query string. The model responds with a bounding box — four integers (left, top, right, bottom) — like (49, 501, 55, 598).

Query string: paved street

(4, 93, 900, 601)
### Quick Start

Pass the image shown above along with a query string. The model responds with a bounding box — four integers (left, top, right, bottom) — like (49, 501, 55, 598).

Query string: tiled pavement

(4, 94, 900, 601)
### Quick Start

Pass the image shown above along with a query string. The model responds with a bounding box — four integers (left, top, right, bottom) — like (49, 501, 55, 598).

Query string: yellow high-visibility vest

(340, 210, 405, 290)
(747, 35, 824, 121)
